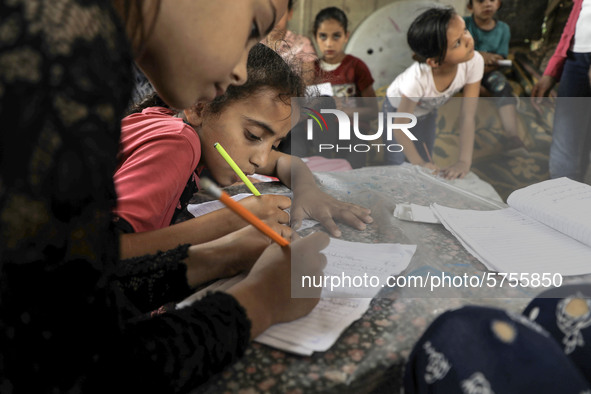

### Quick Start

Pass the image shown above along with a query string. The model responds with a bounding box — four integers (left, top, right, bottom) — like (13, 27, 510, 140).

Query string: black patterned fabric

(0, 1, 250, 392)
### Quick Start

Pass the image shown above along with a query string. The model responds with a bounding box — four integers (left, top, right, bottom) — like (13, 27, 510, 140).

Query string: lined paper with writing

(507, 177, 591, 248)
(255, 239, 415, 354)
(431, 204, 591, 276)
(178, 238, 416, 355)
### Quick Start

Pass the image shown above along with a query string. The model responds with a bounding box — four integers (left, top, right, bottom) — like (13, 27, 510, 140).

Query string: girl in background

(116, 44, 373, 259)
(384, 7, 484, 180)
(312, 6, 377, 168)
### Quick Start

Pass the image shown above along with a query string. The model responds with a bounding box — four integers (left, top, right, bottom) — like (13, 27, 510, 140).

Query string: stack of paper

(431, 177, 591, 276)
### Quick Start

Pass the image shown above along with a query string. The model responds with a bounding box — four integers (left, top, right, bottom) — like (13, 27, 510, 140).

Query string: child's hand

(226, 232, 329, 337)
(481, 52, 503, 67)
(439, 160, 470, 180)
(290, 187, 373, 237)
(240, 194, 291, 226)
(420, 161, 440, 173)
(184, 221, 293, 287)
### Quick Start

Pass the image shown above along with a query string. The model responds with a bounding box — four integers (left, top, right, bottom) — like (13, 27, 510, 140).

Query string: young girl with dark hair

(0, 0, 331, 392)
(311, 6, 377, 168)
(384, 6, 484, 180)
(115, 43, 373, 259)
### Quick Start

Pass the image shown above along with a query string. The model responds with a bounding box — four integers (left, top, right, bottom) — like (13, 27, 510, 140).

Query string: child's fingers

(267, 194, 292, 210)
(289, 207, 305, 230)
(335, 209, 369, 231)
(442, 169, 464, 180)
(277, 209, 290, 225)
(346, 204, 373, 224)
(316, 214, 341, 238)
(441, 169, 456, 180)
(281, 226, 293, 241)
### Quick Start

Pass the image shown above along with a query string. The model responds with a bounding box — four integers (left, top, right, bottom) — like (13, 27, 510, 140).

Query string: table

(190, 164, 538, 393)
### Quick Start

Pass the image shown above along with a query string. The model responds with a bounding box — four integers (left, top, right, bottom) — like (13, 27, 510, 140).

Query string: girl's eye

(245, 130, 262, 142)
(249, 21, 261, 40)
(319, 33, 327, 40)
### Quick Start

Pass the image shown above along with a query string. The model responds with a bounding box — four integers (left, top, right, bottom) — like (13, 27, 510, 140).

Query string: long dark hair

(205, 43, 305, 117)
(407, 7, 456, 64)
(313, 6, 348, 35)
(128, 43, 305, 117)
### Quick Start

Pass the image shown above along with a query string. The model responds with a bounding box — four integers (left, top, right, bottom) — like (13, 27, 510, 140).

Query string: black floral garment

(0, 1, 250, 392)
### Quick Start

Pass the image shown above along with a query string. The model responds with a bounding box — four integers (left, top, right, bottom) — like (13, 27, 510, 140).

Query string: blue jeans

(382, 98, 437, 165)
(549, 51, 591, 181)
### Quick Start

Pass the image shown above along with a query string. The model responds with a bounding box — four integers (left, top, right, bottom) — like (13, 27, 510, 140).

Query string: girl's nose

(231, 50, 248, 86)
(250, 148, 270, 169)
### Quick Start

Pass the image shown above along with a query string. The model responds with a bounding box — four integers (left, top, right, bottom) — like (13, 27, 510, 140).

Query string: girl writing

(384, 6, 484, 180)
(0, 0, 329, 392)
(116, 43, 373, 259)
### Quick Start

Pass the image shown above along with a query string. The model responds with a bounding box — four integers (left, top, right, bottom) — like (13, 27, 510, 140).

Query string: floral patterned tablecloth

(191, 165, 540, 394)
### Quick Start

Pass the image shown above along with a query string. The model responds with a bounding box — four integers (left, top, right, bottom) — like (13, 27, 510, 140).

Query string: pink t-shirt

(114, 107, 201, 232)
(544, 0, 583, 80)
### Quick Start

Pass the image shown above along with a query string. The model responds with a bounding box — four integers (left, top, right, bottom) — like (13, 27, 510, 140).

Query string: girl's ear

(184, 103, 205, 127)
(426, 57, 440, 68)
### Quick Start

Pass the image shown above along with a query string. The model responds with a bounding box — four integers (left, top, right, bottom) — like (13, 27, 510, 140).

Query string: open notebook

(431, 177, 591, 276)
(178, 238, 416, 355)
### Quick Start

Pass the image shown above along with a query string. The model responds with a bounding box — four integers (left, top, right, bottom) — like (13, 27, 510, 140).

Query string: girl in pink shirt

(115, 44, 373, 259)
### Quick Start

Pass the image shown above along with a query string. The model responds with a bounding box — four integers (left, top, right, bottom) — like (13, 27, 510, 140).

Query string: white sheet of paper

(256, 298, 372, 354)
(507, 177, 591, 248)
(177, 238, 417, 355)
(187, 193, 252, 217)
(431, 203, 591, 276)
(188, 193, 320, 231)
(255, 239, 415, 352)
(306, 82, 333, 97)
(393, 203, 440, 224)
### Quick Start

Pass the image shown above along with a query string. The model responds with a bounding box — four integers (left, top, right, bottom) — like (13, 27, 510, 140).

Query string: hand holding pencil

(200, 177, 290, 246)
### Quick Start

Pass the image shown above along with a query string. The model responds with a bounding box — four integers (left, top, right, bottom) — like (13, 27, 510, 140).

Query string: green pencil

(214, 142, 261, 196)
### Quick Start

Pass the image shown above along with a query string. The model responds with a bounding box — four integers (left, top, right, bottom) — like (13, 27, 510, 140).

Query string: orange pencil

(199, 177, 290, 247)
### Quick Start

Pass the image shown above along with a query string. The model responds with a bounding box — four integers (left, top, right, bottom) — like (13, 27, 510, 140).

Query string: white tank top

(573, 0, 591, 52)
